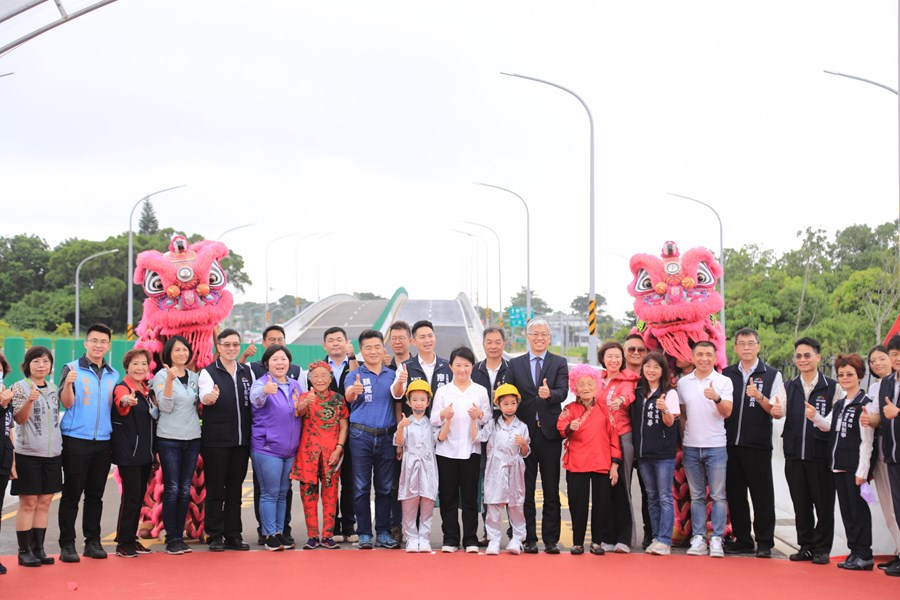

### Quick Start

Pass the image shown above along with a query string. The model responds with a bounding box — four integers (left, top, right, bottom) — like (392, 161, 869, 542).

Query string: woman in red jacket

(598, 341, 639, 552)
(558, 363, 621, 556)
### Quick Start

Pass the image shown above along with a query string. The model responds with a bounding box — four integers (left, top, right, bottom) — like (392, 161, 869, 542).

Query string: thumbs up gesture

(351, 374, 364, 397)
(397, 363, 408, 385)
(770, 397, 783, 419)
(569, 418, 582, 431)
(344, 342, 355, 357)
(885, 396, 900, 420)
(165, 364, 179, 382)
(467, 402, 482, 420)
(65, 370, 78, 386)
(0, 388, 13, 408)
(28, 386, 40, 403)
(206, 384, 220, 405)
(861, 409, 873, 428)
(655, 396, 667, 413)
(610, 395, 625, 411)
(703, 381, 719, 401)
(441, 403, 455, 420)
(397, 413, 411, 429)
(804, 401, 817, 420)
(240, 341, 257, 362)
(538, 378, 551, 400)
(263, 377, 279, 396)
(746, 382, 762, 400)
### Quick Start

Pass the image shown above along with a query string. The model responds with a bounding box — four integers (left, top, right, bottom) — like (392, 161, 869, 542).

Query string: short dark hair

(624, 333, 644, 343)
(794, 337, 820, 354)
(449, 346, 476, 365)
(262, 344, 292, 369)
(412, 320, 434, 336)
(217, 328, 241, 343)
(638, 351, 672, 397)
(21, 346, 53, 378)
(262, 325, 286, 340)
(693, 340, 717, 353)
(887, 335, 900, 353)
(388, 321, 411, 336)
(834, 353, 866, 380)
(162, 335, 194, 368)
(0, 352, 10, 377)
(482, 327, 506, 341)
(122, 348, 153, 371)
(734, 328, 760, 343)
(323, 326, 347, 342)
(359, 329, 384, 344)
(598, 341, 624, 368)
(86, 323, 112, 339)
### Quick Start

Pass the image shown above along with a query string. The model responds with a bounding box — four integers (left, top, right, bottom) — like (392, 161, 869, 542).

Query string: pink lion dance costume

(628, 241, 727, 546)
(131, 234, 234, 541)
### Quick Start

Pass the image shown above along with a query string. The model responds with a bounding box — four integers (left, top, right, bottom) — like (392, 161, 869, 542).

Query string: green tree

(355, 292, 386, 300)
(508, 286, 551, 315)
(0, 234, 51, 314)
(138, 201, 160, 235)
(569, 292, 607, 316)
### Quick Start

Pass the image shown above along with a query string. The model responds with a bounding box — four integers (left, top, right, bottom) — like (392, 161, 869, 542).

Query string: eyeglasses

(794, 352, 814, 360)
(86, 338, 110, 346)
(218, 342, 241, 348)
(527, 332, 551, 339)
(736, 341, 758, 348)
(625, 347, 647, 354)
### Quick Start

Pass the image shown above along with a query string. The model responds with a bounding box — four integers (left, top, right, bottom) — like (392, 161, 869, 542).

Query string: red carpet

(0, 551, 895, 598)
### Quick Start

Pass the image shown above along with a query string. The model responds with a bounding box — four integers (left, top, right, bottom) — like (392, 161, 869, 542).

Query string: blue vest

(60, 358, 119, 441)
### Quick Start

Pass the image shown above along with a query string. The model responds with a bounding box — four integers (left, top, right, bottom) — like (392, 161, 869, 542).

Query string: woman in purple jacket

(249, 345, 303, 551)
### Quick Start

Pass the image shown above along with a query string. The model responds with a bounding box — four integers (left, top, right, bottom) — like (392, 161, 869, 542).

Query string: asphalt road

(290, 300, 387, 345)
(395, 299, 476, 359)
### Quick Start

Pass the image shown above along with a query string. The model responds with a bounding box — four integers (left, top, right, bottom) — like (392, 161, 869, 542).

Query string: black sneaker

(789, 548, 813, 562)
(59, 543, 80, 563)
(115, 544, 137, 558)
(303, 537, 320, 550)
(265, 535, 284, 551)
(812, 552, 830, 565)
(279, 533, 296, 550)
(84, 539, 108, 559)
(208, 537, 226, 552)
(224, 538, 250, 551)
(179, 540, 193, 553)
(878, 556, 900, 570)
(723, 540, 755, 555)
(134, 541, 151, 555)
(165, 541, 184, 555)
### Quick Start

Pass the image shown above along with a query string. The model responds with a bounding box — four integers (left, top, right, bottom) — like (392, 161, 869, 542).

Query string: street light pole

(500, 72, 597, 365)
(667, 192, 726, 332)
(76, 248, 120, 338)
(474, 182, 531, 322)
(127, 185, 185, 340)
(217, 223, 255, 241)
(462, 221, 503, 327)
(454, 229, 489, 323)
(265, 233, 297, 326)
(824, 69, 900, 274)
(294, 232, 324, 316)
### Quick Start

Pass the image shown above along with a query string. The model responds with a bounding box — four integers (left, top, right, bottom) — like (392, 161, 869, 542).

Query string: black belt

(350, 423, 396, 436)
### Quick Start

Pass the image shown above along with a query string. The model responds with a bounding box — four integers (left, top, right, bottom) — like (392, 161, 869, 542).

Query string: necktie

(533, 356, 542, 388)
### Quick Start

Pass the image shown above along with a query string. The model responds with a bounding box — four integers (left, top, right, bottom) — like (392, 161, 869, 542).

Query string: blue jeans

(348, 427, 395, 537)
(250, 451, 293, 536)
(682, 446, 727, 538)
(638, 458, 676, 545)
(157, 438, 202, 542)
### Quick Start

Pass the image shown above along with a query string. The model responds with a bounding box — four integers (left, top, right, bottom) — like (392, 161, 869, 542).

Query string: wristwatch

(714, 396, 722, 404)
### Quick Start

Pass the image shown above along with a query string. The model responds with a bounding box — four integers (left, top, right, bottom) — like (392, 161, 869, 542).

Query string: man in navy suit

(504, 318, 569, 554)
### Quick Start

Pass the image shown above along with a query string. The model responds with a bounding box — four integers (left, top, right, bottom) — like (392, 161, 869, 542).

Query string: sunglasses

(794, 352, 815, 360)
(625, 347, 647, 354)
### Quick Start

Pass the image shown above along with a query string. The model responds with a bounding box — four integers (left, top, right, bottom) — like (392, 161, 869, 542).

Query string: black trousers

(604, 464, 633, 545)
(115, 464, 152, 544)
(390, 453, 402, 529)
(567, 471, 612, 547)
(335, 441, 355, 536)
(202, 445, 250, 542)
(726, 445, 776, 549)
(523, 431, 562, 545)
(636, 463, 652, 538)
(437, 453, 481, 547)
(253, 470, 293, 537)
(891, 463, 900, 532)
(784, 457, 834, 554)
(834, 471, 872, 560)
(58, 436, 111, 545)
(0, 472, 7, 537)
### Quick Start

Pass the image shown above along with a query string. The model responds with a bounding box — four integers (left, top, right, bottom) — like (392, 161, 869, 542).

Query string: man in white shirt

(677, 340, 733, 558)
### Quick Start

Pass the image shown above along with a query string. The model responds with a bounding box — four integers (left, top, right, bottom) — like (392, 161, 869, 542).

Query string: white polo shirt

(677, 369, 734, 448)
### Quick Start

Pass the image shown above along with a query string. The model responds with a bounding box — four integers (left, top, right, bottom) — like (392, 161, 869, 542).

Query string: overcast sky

(1, 0, 897, 321)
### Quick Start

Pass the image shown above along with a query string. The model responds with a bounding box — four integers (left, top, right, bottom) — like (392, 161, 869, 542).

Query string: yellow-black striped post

(588, 298, 597, 337)
(127, 323, 134, 341)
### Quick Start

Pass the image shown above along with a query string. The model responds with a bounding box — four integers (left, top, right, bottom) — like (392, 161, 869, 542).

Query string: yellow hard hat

(405, 379, 432, 399)
(492, 383, 521, 406)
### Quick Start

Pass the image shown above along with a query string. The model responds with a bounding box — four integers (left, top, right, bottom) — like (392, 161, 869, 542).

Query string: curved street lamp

(462, 220, 503, 327)
(265, 233, 297, 326)
(76, 248, 120, 338)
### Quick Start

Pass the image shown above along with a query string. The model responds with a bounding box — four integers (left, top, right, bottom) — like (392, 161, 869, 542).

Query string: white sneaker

(709, 536, 724, 558)
(465, 545, 479, 554)
(644, 539, 658, 554)
(506, 540, 522, 555)
(418, 542, 432, 553)
(441, 545, 457, 553)
(405, 540, 418, 553)
(649, 542, 671, 556)
(333, 535, 345, 543)
(600, 543, 616, 552)
(614, 543, 631, 554)
(486, 541, 500, 555)
(345, 534, 359, 543)
(687, 535, 708, 556)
